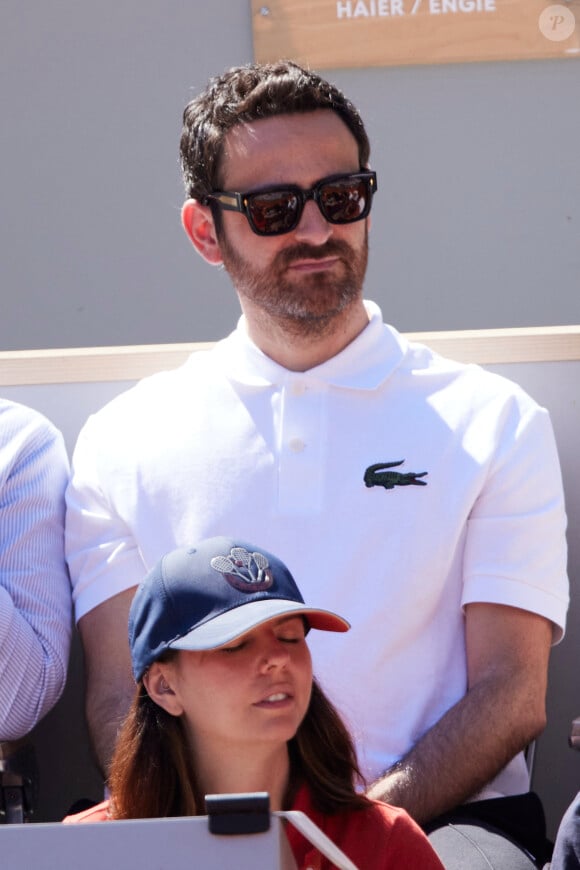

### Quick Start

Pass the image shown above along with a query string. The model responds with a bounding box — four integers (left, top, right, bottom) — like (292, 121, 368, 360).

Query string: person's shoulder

(330, 800, 444, 868)
(62, 799, 111, 824)
(79, 344, 224, 431)
(313, 797, 412, 845)
(367, 308, 538, 410)
(401, 333, 542, 414)
(343, 797, 410, 833)
(0, 398, 65, 456)
(0, 397, 60, 434)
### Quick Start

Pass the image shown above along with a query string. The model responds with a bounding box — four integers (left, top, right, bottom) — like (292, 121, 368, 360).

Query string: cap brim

(169, 598, 350, 652)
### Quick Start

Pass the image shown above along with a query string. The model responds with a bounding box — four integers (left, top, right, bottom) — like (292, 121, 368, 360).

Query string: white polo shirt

(66, 301, 569, 797)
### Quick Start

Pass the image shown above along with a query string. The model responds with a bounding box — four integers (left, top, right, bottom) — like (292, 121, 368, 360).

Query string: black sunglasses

(203, 170, 377, 237)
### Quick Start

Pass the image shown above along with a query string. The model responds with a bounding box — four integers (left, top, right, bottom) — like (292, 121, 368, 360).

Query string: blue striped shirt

(0, 399, 72, 741)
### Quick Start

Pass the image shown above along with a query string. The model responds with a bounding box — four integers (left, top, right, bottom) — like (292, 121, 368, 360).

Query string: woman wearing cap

(65, 536, 443, 869)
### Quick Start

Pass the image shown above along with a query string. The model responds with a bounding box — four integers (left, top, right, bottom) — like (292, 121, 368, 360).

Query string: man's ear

(142, 662, 184, 717)
(181, 199, 223, 265)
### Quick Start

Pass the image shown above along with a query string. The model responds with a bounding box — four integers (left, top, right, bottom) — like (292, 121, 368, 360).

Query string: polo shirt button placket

(277, 377, 324, 514)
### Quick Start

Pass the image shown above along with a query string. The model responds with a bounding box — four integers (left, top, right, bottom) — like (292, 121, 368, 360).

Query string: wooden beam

(1, 327, 579, 386)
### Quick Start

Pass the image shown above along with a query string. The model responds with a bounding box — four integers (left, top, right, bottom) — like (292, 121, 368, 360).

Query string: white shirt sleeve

(462, 397, 569, 642)
(65, 414, 147, 621)
(0, 401, 72, 740)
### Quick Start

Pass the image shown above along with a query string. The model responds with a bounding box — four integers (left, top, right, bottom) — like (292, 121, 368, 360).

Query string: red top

(64, 786, 444, 870)
(286, 784, 444, 870)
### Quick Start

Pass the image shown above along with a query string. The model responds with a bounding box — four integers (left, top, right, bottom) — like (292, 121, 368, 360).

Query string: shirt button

(288, 437, 305, 453)
(291, 381, 306, 396)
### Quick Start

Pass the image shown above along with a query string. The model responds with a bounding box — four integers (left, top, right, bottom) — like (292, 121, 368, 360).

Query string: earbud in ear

(158, 676, 175, 695)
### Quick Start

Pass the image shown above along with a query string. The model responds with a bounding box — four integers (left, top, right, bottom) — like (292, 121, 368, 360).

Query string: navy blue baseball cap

(129, 536, 350, 681)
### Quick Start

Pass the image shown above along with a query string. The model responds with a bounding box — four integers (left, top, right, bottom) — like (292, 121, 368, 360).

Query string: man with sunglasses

(66, 61, 568, 868)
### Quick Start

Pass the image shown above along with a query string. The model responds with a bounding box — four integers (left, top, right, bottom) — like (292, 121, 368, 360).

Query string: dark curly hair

(179, 60, 371, 202)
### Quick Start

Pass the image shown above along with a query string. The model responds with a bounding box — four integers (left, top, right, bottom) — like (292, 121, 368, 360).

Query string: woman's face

(146, 615, 313, 754)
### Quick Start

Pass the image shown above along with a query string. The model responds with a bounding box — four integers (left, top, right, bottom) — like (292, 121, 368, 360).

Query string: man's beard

(219, 227, 369, 338)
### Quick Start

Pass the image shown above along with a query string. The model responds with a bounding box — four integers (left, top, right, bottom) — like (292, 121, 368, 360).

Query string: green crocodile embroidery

(364, 460, 428, 490)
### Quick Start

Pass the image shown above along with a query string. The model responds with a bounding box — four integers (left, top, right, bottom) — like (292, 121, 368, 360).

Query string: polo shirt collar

(213, 301, 407, 391)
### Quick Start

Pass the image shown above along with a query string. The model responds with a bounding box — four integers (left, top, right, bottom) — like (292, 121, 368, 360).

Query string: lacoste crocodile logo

(364, 460, 428, 490)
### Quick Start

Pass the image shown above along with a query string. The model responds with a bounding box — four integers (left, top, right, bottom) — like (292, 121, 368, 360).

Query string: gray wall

(1, 1, 579, 353)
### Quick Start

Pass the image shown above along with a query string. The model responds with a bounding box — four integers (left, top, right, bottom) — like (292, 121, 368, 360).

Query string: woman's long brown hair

(109, 675, 369, 819)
